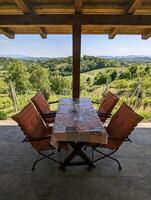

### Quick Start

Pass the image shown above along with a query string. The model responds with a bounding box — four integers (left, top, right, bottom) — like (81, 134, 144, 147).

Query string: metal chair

(92, 91, 119, 124)
(12, 102, 61, 171)
(31, 92, 58, 125)
(92, 103, 143, 170)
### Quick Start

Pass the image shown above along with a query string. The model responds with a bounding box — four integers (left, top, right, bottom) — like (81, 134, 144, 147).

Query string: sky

(0, 34, 151, 57)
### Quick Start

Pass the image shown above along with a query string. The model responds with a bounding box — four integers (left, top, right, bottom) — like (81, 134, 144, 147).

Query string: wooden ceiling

(1, 0, 151, 39)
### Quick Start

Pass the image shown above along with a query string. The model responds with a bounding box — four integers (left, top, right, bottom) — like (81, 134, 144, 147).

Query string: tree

(30, 66, 50, 98)
(118, 69, 131, 79)
(86, 77, 91, 86)
(109, 70, 117, 81)
(128, 65, 137, 78)
(94, 72, 109, 85)
(144, 66, 151, 75)
(6, 60, 31, 94)
(50, 76, 71, 95)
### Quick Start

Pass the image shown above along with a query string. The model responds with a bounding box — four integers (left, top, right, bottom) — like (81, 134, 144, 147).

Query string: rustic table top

(51, 98, 108, 147)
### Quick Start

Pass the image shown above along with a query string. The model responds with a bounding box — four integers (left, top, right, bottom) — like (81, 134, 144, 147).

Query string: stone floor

(0, 125, 151, 200)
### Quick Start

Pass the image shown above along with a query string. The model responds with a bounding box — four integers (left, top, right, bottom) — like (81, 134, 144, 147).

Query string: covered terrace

(0, 1, 151, 200)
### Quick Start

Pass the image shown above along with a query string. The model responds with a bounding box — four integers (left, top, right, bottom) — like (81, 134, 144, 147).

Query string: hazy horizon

(1, 54, 151, 58)
(1, 34, 151, 57)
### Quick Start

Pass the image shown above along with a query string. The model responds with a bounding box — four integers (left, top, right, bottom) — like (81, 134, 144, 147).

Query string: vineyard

(0, 56, 151, 121)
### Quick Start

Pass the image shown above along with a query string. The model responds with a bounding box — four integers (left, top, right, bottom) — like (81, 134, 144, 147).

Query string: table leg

(59, 142, 95, 171)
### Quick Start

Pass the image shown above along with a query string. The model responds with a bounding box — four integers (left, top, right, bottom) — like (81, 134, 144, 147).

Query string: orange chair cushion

(12, 103, 50, 138)
(31, 92, 51, 114)
(98, 91, 119, 123)
(106, 103, 143, 143)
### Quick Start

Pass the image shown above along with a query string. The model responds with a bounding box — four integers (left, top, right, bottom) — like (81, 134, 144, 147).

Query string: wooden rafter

(36, 27, 47, 39)
(0, 28, 15, 39)
(72, 24, 81, 99)
(141, 29, 151, 39)
(1, 14, 151, 26)
(75, 0, 83, 14)
(127, 0, 143, 14)
(14, 0, 32, 14)
(108, 28, 118, 39)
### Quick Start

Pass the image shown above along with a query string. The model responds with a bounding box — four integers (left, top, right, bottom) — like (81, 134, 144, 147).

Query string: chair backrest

(31, 92, 50, 115)
(12, 102, 47, 138)
(106, 103, 143, 145)
(98, 91, 119, 123)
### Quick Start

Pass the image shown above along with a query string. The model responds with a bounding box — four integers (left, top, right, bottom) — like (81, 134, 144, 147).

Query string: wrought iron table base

(59, 142, 95, 172)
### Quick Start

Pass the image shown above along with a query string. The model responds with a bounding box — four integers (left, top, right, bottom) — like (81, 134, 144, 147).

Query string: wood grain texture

(14, 0, 33, 13)
(36, 27, 47, 38)
(108, 27, 118, 39)
(141, 29, 151, 39)
(51, 98, 107, 147)
(0, 28, 14, 39)
(75, 0, 83, 14)
(0, 1, 151, 38)
(127, 0, 143, 14)
(72, 23, 81, 99)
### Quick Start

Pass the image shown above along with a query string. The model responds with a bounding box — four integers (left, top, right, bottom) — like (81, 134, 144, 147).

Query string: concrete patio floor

(0, 123, 151, 200)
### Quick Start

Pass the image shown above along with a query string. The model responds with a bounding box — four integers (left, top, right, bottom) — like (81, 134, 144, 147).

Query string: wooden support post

(10, 81, 18, 112)
(72, 23, 81, 99)
(108, 28, 118, 39)
(141, 29, 151, 39)
(0, 28, 14, 39)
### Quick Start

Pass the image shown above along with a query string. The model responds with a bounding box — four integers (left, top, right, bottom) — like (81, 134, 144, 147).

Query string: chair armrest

(108, 137, 125, 143)
(25, 134, 52, 142)
(48, 100, 59, 105)
(91, 100, 100, 104)
(97, 111, 112, 117)
(41, 111, 56, 118)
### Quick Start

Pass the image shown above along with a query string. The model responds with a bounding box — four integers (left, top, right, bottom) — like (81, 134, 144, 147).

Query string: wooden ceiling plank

(14, 0, 33, 14)
(36, 27, 47, 39)
(108, 27, 118, 39)
(0, 28, 15, 39)
(75, 0, 83, 14)
(1, 3, 150, 15)
(127, 0, 143, 14)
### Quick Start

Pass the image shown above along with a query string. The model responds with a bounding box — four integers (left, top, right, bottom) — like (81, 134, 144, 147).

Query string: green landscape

(0, 55, 151, 121)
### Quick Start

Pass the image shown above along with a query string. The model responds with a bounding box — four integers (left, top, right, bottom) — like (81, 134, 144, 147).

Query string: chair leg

(91, 147, 94, 162)
(125, 136, 132, 143)
(32, 150, 61, 171)
(22, 136, 27, 143)
(93, 148, 122, 170)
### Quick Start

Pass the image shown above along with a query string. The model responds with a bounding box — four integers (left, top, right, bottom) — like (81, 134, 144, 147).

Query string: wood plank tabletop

(51, 98, 108, 147)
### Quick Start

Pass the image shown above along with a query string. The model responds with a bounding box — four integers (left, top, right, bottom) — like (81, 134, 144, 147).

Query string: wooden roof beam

(127, 0, 143, 14)
(14, 0, 33, 14)
(36, 27, 47, 39)
(0, 28, 15, 39)
(75, 0, 83, 14)
(108, 28, 118, 39)
(142, 29, 151, 39)
(1, 14, 151, 26)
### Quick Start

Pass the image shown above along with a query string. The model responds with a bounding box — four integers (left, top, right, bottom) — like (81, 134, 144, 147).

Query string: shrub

(110, 79, 128, 89)
(94, 72, 109, 85)
(51, 76, 71, 95)
(0, 111, 7, 120)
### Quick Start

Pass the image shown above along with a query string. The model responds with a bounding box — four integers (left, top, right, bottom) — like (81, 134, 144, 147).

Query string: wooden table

(51, 98, 108, 171)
